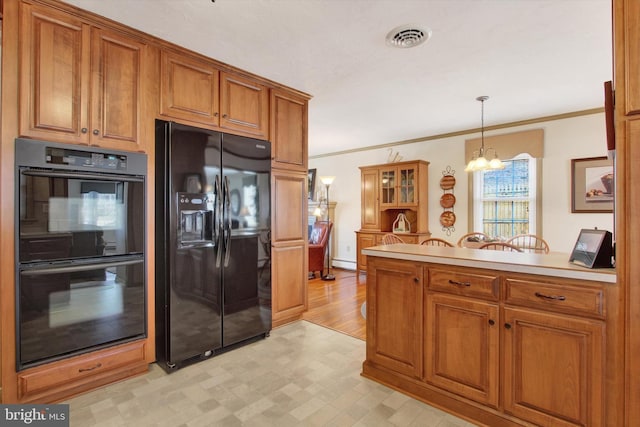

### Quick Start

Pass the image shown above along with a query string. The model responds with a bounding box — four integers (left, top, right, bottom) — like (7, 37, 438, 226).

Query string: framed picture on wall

(308, 169, 317, 200)
(571, 156, 614, 213)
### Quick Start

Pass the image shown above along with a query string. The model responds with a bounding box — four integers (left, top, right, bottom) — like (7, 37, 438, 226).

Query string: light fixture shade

(313, 207, 323, 217)
(320, 176, 335, 186)
(464, 159, 476, 172)
(474, 156, 488, 169)
(465, 95, 504, 173)
(489, 157, 505, 169)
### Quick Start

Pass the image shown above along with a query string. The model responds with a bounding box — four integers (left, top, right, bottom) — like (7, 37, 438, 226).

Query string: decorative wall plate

(439, 211, 456, 227)
(440, 174, 456, 190)
(440, 193, 456, 208)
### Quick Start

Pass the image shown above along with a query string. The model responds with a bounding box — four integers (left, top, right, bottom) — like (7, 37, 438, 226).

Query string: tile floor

(66, 321, 476, 426)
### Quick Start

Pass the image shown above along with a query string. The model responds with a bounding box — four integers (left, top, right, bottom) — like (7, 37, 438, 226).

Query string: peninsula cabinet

(19, 2, 147, 152)
(160, 49, 269, 139)
(363, 255, 617, 427)
(366, 257, 423, 378)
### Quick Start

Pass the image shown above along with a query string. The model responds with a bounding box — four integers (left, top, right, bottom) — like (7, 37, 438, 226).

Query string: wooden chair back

(457, 232, 491, 247)
(506, 234, 550, 254)
(420, 238, 454, 247)
(478, 242, 524, 252)
(382, 233, 405, 244)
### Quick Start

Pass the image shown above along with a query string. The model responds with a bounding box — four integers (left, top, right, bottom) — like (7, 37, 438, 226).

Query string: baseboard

(331, 259, 357, 270)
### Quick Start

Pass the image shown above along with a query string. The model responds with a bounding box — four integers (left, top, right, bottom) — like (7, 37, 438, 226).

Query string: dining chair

(420, 238, 454, 247)
(478, 242, 524, 252)
(506, 234, 550, 254)
(382, 233, 405, 244)
(457, 232, 491, 247)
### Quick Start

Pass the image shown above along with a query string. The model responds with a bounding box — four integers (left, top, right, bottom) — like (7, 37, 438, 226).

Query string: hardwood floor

(301, 268, 367, 341)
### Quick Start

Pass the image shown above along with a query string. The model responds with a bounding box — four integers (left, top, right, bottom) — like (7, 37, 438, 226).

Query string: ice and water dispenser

(177, 192, 214, 247)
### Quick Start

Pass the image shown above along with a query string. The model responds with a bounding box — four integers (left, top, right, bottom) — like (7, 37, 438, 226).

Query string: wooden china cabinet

(356, 160, 430, 272)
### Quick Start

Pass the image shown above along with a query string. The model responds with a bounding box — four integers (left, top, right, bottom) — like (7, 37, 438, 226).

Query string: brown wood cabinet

(16, 340, 147, 403)
(19, 2, 146, 152)
(366, 257, 423, 378)
(356, 160, 430, 272)
(270, 89, 308, 172)
(425, 293, 499, 408)
(615, 2, 640, 424)
(271, 169, 308, 326)
(363, 256, 615, 427)
(160, 49, 269, 139)
(503, 307, 604, 427)
(2, 0, 310, 404)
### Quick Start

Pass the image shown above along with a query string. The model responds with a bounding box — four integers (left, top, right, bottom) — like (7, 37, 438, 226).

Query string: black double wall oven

(15, 139, 147, 370)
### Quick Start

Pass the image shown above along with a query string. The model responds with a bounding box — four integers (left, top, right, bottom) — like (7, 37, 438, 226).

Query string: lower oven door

(17, 256, 145, 370)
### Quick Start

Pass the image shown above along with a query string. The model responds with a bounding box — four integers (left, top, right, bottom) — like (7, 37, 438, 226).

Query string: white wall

(309, 112, 614, 270)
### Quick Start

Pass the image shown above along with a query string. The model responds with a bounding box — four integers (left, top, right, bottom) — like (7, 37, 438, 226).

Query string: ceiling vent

(386, 25, 431, 48)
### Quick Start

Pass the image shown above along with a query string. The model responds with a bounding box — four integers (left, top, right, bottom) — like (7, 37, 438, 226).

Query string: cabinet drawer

(428, 268, 499, 300)
(18, 340, 147, 401)
(504, 278, 604, 318)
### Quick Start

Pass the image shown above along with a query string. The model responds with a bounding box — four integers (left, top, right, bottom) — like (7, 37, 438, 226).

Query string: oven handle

(20, 258, 143, 276)
(21, 169, 144, 183)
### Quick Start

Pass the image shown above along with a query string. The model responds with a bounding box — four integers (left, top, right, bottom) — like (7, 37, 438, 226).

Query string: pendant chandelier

(465, 96, 505, 172)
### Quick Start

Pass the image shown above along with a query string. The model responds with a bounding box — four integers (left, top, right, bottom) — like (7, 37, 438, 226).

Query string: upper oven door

(18, 169, 145, 263)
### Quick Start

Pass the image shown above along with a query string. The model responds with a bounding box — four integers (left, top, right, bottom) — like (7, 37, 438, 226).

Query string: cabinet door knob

(414, 277, 419, 283)
(488, 319, 495, 326)
(222, 114, 228, 119)
(504, 323, 512, 329)
(81, 127, 88, 134)
(214, 112, 219, 117)
(92, 129, 99, 135)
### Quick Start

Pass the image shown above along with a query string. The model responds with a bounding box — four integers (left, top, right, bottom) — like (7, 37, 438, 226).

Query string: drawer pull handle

(79, 363, 102, 373)
(534, 292, 566, 301)
(448, 279, 471, 287)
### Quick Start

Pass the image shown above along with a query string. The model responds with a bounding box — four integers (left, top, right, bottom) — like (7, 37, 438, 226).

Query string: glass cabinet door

(398, 167, 416, 204)
(380, 169, 396, 205)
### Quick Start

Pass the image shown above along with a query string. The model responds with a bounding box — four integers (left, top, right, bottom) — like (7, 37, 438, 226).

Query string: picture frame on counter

(571, 156, 614, 213)
(308, 169, 317, 201)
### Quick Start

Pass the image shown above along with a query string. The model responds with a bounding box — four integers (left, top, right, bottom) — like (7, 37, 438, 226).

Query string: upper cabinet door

(160, 50, 220, 126)
(19, 3, 145, 152)
(19, 3, 90, 143)
(220, 72, 269, 139)
(270, 89, 308, 171)
(90, 28, 145, 152)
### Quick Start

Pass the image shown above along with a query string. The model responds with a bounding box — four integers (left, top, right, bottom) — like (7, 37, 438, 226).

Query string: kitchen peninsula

(362, 244, 621, 427)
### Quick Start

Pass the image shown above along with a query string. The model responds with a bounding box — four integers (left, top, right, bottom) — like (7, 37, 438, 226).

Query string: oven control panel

(45, 147, 127, 171)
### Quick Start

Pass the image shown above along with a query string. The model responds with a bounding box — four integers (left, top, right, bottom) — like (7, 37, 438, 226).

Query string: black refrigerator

(155, 120, 271, 372)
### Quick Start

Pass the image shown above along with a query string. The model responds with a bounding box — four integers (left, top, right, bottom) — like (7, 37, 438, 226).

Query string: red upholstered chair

(308, 221, 333, 279)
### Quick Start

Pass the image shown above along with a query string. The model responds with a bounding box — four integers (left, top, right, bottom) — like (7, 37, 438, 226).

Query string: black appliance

(155, 120, 271, 371)
(569, 228, 614, 268)
(15, 138, 147, 370)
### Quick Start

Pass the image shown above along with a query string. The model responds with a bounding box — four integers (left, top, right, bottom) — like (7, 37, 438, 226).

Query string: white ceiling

(65, 0, 612, 157)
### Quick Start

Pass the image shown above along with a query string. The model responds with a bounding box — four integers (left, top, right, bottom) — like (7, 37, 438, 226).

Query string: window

(473, 154, 537, 238)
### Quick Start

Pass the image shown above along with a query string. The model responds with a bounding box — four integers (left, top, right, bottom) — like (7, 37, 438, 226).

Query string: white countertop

(362, 244, 617, 283)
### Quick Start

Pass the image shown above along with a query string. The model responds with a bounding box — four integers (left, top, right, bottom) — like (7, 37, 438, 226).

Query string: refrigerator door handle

(215, 174, 223, 268)
(223, 176, 232, 267)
